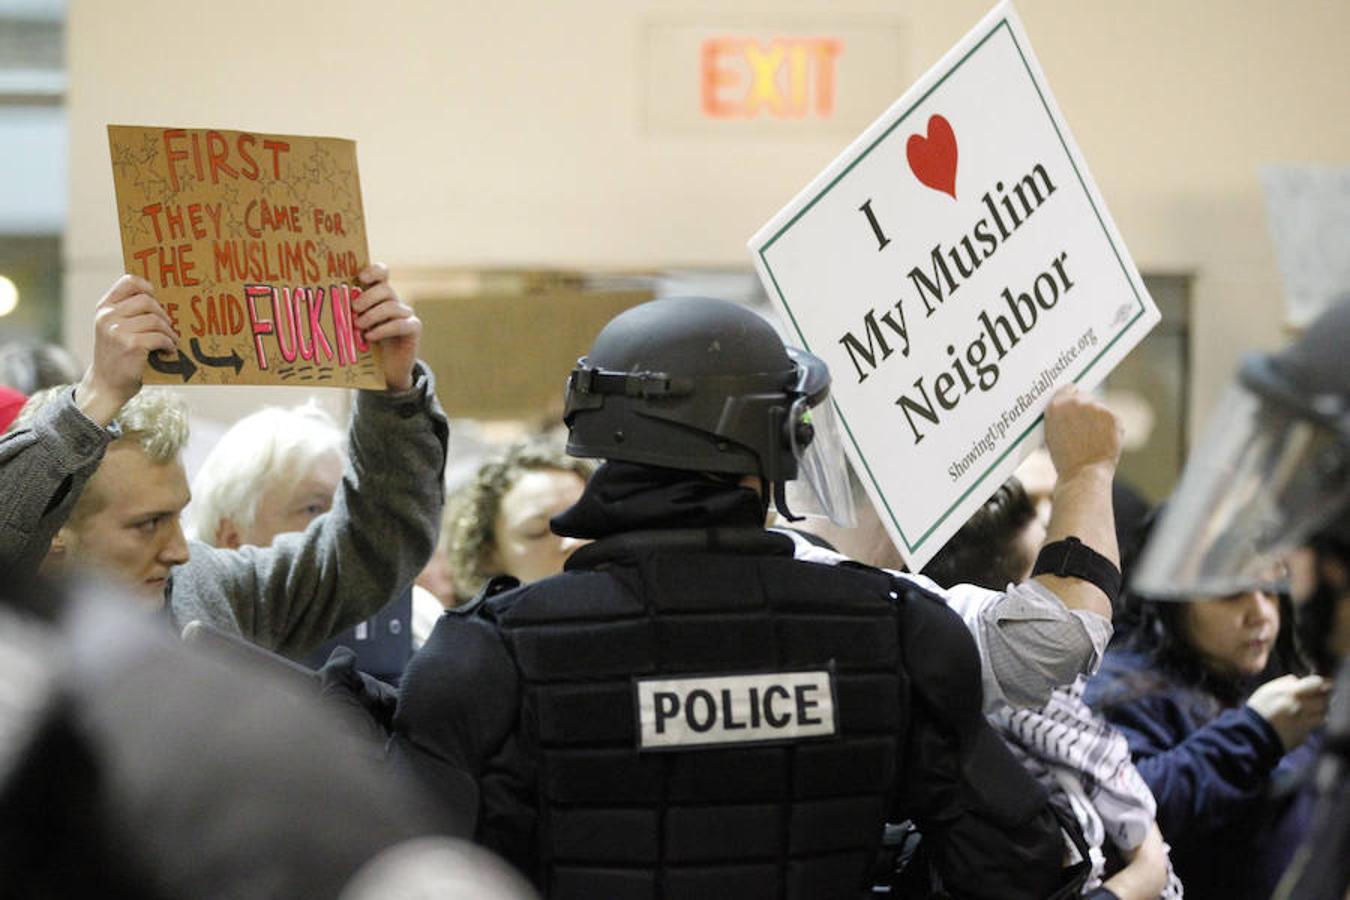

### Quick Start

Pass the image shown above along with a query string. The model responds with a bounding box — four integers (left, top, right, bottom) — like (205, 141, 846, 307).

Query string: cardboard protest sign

(108, 125, 383, 388)
(748, 1, 1158, 570)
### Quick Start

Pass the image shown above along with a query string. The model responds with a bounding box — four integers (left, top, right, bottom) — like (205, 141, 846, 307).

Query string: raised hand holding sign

(75, 275, 178, 426)
(351, 263, 421, 392)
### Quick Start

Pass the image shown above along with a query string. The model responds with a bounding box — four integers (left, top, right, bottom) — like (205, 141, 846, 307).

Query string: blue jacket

(1084, 649, 1319, 900)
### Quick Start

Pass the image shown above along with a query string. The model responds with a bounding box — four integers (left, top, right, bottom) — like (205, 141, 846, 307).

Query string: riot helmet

(562, 297, 855, 525)
(1133, 298, 1350, 598)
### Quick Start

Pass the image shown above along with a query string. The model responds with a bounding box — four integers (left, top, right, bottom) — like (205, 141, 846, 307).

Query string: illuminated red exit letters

(701, 37, 841, 119)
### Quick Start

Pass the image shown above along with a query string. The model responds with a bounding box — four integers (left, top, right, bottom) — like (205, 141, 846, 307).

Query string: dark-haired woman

(1084, 584, 1331, 900)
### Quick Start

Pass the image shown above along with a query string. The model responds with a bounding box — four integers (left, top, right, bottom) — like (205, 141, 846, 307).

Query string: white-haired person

(0, 268, 448, 658)
(185, 402, 345, 549)
(186, 399, 442, 660)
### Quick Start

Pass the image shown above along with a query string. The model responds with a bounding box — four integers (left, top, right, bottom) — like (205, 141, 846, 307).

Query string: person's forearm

(0, 389, 110, 577)
(231, 363, 449, 656)
(0, 435, 70, 577)
(1103, 859, 1165, 900)
(340, 371, 448, 585)
(1102, 823, 1168, 900)
(73, 375, 128, 427)
(1034, 462, 1118, 619)
(1129, 705, 1282, 835)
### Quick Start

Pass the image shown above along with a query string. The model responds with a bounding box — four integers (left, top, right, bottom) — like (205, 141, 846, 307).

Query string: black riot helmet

(563, 297, 855, 524)
(1133, 298, 1350, 598)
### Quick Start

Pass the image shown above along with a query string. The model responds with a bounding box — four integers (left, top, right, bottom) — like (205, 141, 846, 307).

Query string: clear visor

(784, 396, 858, 528)
(1132, 382, 1350, 599)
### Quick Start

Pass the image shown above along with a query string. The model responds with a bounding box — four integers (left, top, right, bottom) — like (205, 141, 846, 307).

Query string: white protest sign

(749, 1, 1158, 570)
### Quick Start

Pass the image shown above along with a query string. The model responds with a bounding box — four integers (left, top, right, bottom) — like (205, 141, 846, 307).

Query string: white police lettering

(635, 670, 836, 750)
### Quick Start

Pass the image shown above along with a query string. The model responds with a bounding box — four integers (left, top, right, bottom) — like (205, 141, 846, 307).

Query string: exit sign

(642, 20, 907, 137)
(701, 37, 842, 119)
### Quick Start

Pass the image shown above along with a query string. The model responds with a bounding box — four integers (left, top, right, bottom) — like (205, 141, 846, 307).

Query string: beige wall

(64, 0, 1350, 431)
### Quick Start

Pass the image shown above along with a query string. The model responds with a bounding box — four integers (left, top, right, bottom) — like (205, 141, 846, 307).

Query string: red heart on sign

(906, 114, 958, 199)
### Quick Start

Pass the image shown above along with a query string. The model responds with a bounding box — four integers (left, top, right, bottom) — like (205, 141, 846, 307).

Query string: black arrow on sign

(190, 338, 244, 374)
(148, 349, 197, 383)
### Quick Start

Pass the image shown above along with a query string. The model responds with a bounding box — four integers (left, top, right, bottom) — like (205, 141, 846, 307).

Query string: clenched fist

(1043, 385, 1123, 480)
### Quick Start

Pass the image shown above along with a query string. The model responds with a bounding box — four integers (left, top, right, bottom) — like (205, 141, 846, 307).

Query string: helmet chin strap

(764, 404, 802, 522)
(773, 478, 803, 523)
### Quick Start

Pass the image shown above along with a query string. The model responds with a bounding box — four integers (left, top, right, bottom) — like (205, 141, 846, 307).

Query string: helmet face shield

(782, 349, 857, 528)
(1132, 381, 1350, 599)
(784, 396, 857, 527)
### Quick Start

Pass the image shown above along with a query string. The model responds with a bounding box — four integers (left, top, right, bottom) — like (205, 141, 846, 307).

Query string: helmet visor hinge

(570, 363, 694, 400)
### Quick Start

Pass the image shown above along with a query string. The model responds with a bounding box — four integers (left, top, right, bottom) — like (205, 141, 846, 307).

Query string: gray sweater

(0, 364, 448, 657)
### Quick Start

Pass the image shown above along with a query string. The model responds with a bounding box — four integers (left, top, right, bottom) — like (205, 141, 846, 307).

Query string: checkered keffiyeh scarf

(994, 676, 1184, 897)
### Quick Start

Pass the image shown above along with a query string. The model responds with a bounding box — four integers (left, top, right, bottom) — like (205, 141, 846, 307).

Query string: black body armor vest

(474, 529, 911, 899)
(394, 463, 1068, 899)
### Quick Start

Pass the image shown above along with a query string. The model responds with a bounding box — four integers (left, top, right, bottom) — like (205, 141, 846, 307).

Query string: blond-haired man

(21, 386, 192, 597)
(0, 267, 447, 657)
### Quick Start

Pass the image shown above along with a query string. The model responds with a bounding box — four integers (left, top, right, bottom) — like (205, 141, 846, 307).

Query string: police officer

(1129, 299, 1350, 900)
(392, 297, 1104, 899)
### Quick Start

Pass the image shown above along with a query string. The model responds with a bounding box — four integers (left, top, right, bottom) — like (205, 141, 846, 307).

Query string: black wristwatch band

(1031, 536, 1122, 603)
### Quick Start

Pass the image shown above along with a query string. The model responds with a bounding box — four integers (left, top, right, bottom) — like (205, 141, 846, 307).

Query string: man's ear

(40, 528, 72, 574)
(214, 518, 243, 550)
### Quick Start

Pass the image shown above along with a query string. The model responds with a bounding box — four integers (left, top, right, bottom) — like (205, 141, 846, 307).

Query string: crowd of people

(0, 268, 1346, 900)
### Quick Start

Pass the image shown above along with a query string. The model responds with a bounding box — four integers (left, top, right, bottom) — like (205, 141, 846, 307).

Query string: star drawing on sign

(137, 131, 161, 163)
(308, 143, 335, 174)
(134, 170, 170, 199)
(168, 170, 199, 200)
(112, 144, 139, 178)
(120, 204, 151, 242)
(219, 183, 242, 208)
(323, 169, 346, 198)
(278, 177, 304, 204)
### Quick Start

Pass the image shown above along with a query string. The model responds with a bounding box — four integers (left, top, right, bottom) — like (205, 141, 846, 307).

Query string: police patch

(634, 669, 838, 751)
